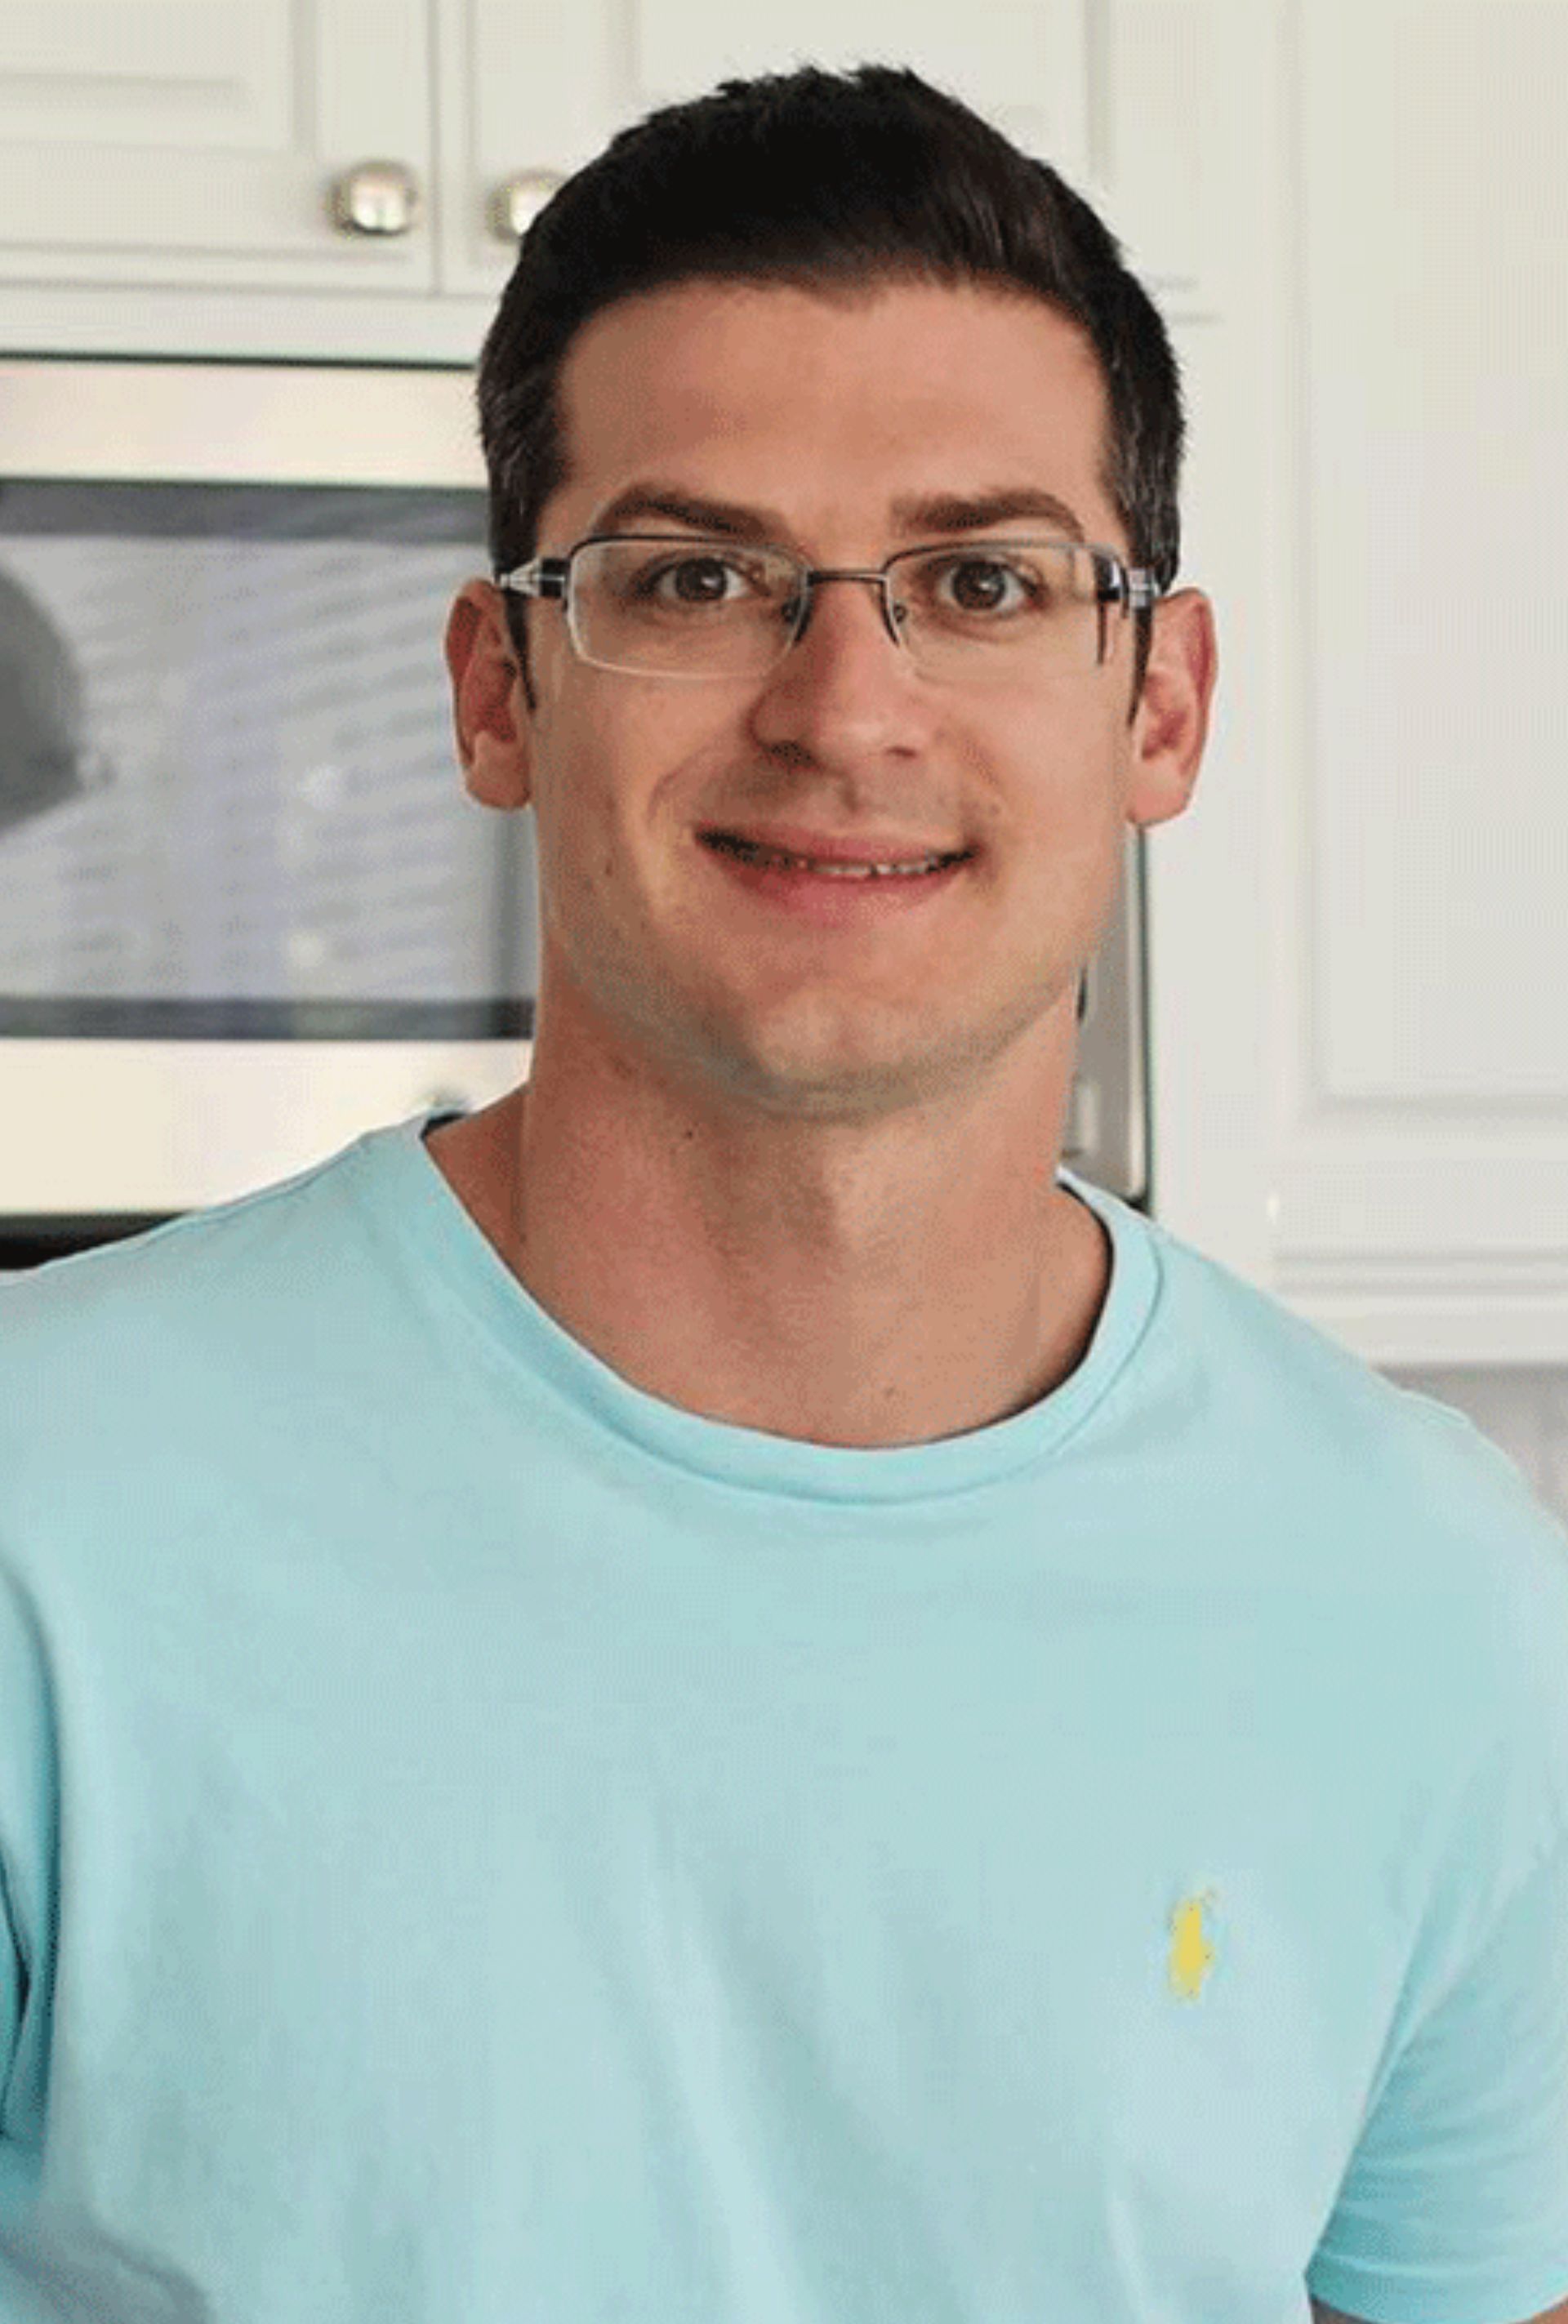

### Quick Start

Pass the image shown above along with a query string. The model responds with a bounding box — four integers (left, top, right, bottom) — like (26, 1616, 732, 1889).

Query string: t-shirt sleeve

(0, 1555, 55, 2140)
(0, 1878, 20, 2126)
(0, 1888, 23, 2143)
(1306, 1824, 1568, 2324)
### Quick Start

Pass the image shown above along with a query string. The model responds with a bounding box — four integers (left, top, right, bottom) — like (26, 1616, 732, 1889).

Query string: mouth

(697, 829, 976, 923)
(700, 831, 973, 878)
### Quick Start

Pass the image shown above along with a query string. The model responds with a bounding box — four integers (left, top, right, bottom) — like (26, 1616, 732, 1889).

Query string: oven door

(0, 360, 536, 1257)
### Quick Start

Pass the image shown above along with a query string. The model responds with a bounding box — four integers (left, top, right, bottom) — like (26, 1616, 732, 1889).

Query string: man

(1, 62, 1565, 2324)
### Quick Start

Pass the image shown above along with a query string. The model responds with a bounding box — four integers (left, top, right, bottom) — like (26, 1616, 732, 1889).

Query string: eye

(929, 553, 1039, 617)
(639, 552, 760, 606)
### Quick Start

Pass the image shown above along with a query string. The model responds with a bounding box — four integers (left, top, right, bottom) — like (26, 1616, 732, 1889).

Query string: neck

(431, 1017, 1111, 1451)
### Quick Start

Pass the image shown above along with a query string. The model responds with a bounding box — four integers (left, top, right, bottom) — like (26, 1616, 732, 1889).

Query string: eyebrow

(584, 482, 1090, 550)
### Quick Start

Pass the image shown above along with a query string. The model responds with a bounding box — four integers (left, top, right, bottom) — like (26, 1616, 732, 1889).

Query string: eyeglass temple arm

(495, 559, 569, 599)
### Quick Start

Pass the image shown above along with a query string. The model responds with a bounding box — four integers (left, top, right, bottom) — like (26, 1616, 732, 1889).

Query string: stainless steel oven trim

(0, 358, 485, 489)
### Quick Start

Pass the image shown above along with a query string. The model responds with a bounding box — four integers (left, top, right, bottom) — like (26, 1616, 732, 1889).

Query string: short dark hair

(475, 62, 1187, 722)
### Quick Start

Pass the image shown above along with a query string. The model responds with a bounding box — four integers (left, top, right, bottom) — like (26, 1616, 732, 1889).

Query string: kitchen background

(0, 0, 1565, 1530)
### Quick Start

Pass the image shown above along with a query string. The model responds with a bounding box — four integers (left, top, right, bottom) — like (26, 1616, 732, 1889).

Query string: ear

(444, 579, 532, 809)
(1124, 587, 1218, 830)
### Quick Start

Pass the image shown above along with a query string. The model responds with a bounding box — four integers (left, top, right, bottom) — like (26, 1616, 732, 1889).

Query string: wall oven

(0, 358, 1150, 1267)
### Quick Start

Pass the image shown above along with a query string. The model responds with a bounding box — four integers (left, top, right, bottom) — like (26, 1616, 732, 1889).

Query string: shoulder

(1139, 1213, 1568, 1646)
(0, 1126, 386, 1458)
(1151, 1213, 1547, 1495)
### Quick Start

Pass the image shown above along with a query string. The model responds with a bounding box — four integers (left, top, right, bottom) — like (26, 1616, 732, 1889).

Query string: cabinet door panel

(1269, 0, 1568, 1346)
(0, 0, 434, 290)
(1146, 0, 1568, 1358)
(1301, 0, 1566, 1101)
(0, 2, 287, 146)
(436, 0, 618, 298)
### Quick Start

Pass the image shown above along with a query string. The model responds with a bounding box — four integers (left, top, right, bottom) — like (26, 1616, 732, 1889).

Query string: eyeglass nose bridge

(783, 564, 909, 654)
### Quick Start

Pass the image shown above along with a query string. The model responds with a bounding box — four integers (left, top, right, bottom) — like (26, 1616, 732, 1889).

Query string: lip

(699, 831, 973, 925)
(699, 824, 971, 867)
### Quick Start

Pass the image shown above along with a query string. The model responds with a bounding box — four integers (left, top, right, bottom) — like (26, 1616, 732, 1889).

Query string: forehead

(548, 277, 1117, 542)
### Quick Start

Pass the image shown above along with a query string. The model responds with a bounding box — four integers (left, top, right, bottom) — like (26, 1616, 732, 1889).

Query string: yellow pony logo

(1167, 1886, 1219, 2001)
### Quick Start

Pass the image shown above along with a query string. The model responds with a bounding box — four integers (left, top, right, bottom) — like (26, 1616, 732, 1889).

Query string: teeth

(722, 838, 952, 878)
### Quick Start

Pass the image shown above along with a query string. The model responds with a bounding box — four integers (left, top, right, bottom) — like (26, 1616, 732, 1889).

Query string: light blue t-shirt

(2, 1104, 1566, 2324)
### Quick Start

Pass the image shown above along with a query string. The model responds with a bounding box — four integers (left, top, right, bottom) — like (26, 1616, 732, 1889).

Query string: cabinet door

(1146, 0, 1568, 1361)
(0, 0, 434, 291)
(439, 0, 1091, 300)
(1276, 0, 1568, 1359)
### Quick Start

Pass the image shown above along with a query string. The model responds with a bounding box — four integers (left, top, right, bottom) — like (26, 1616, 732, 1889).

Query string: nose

(746, 569, 934, 764)
(793, 568, 906, 651)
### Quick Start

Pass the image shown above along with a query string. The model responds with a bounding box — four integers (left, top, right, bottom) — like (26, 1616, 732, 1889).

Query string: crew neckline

(359, 1104, 1162, 1503)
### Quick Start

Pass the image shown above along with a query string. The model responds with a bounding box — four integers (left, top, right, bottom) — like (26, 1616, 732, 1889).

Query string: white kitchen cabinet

(0, 0, 1116, 359)
(1143, 0, 1568, 1363)
(0, 0, 434, 293)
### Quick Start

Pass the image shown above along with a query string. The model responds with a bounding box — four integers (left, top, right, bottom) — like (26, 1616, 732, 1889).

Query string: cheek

(979, 735, 1129, 924)
(960, 715, 1106, 843)
(550, 679, 743, 848)
(528, 700, 681, 924)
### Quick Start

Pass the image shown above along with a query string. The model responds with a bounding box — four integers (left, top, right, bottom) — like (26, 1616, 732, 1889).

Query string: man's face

(470, 276, 1195, 1126)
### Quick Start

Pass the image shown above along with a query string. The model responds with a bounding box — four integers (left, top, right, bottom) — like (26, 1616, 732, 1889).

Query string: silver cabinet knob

(329, 161, 422, 238)
(488, 170, 565, 244)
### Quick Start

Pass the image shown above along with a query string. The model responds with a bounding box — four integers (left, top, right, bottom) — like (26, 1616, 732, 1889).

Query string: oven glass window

(0, 482, 536, 1039)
